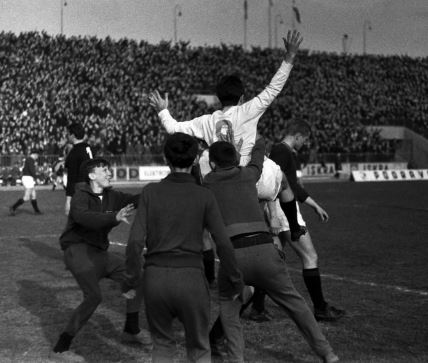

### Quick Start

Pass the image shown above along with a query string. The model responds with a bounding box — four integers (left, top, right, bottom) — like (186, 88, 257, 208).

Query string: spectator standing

(64, 123, 93, 215)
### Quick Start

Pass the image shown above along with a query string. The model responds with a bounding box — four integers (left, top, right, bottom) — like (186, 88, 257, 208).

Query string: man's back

(65, 142, 93, 197)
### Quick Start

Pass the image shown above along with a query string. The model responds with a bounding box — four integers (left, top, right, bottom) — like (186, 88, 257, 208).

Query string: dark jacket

(65, 142, 94, 197)
(59, 182, 139, 251)
(203, 137, 269, 237)
(125, 172, 243, 298)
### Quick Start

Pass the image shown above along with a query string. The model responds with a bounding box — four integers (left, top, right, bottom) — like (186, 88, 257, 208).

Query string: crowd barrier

(352, 169, 428, 182)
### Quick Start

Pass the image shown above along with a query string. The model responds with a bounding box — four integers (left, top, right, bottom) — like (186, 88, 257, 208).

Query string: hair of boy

(164, 132, 199, 168)
(209, 141, 239, 168)
(285, 120, 312, 137)
(216, 75, 244, 107)
(79, 157, 110, 183)
(68, 122, 85, 140)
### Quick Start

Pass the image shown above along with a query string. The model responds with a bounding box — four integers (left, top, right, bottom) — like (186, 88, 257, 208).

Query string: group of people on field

(12, 30, 345, 363)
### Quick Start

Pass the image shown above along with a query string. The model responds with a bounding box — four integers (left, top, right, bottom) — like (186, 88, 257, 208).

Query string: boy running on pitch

(53, 158, 148, 359)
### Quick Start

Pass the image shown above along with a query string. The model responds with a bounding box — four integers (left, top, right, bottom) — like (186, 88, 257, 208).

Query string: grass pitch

(1, 180, 427, 362)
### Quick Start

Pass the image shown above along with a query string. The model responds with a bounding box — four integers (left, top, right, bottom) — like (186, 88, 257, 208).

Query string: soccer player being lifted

(148, 29, 306, 242)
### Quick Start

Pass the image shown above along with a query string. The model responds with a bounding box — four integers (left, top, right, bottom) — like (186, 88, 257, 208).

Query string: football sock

(30, 199, 41, 213)
(279, 199, 300, 233)
(53, 332, 74, 353)
(303, 268, 327, 310)
(251, 288, 266, 313)
(124, 312, 140, 335)
(11, 198, 25, 210)
(203, 249, 215, 283)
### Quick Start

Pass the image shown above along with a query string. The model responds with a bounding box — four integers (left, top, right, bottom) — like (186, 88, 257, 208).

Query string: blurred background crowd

(0, 31, 426, 182)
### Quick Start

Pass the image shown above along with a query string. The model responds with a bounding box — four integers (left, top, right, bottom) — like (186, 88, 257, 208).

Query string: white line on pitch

(0, 233, 59, 240)
(286, 267, 428, 297)
(5, 235, 428, 297)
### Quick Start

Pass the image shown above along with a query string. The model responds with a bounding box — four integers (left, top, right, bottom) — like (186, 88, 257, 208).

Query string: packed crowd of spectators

(0, 31, 426, 163)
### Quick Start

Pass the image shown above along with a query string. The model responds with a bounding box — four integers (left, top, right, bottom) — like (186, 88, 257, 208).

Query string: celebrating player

(149, 30, 305, 241)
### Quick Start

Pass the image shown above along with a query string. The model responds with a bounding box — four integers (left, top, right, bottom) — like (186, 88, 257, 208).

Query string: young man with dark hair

(64, 122, 94, 215)
(149, 30, 306, 241)
(124, 132, 243, 363)
(9, 150, 42, 215)
(253, 120, 345, 321)
(205, 136, 339, 363)
(53, 158, 148, 359)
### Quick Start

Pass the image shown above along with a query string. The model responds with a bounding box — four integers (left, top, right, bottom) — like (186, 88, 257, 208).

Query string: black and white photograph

(0, 1, 427, 362)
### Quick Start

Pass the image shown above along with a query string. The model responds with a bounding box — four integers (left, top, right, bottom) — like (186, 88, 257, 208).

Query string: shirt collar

(164, 172, 197, 183)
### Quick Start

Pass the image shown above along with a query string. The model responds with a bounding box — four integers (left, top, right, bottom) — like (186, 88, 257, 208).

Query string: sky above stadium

(0, 0, 427, 57)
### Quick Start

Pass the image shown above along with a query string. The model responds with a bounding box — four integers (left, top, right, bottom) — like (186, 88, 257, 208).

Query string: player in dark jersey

(251, 120, 345, 322)
(64, 123, 93, 215)
(9, 151, 42, 215)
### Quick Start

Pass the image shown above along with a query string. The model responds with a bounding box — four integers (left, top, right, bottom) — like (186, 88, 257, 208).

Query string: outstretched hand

(122, 289, 136, 299)
(283, 30, 303, 63)
(148, 90, 169, 113)
(116, 204, 135, 224)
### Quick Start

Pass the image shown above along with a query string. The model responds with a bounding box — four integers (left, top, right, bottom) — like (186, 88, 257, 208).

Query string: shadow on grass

(19, 237, 63, 261)
(17, 279, 140, 362)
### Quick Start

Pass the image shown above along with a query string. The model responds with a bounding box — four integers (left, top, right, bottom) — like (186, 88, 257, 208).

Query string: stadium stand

(0, 31, 426, 167)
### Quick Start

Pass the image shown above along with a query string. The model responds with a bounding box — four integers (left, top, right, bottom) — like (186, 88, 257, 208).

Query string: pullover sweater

(269, 142, 309, 203)
(59, 182, 139, 251)
(158, 61, 293, 165)
(203, 138, 269, 237)
(65, 142, 93, 197)
(125, 172, 243, 297)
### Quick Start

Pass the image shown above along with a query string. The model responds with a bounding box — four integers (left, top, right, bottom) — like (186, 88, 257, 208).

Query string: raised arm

(246, 136, 266, 180)
(241, 30, 303, 115)
(148, 90, 211, 140)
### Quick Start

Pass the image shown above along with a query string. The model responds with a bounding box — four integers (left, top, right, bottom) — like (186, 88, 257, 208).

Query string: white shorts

(22, 175, 35, 189)
(199, 152, 282, 201)
(265, 199, 306, 234)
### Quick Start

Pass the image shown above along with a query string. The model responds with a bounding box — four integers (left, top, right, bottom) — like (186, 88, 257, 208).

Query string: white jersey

(158, 61, 293, 166)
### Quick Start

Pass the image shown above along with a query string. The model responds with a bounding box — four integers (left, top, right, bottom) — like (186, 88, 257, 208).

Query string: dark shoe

(35, 210, 43, 215)
(210, 338, 226, 357)
(315, 304, 345, 322)
(248, 308, 273, 322)
(9, 207, 15, 216)
(121, 330, 152, 345)
(291, 225, 307, 242)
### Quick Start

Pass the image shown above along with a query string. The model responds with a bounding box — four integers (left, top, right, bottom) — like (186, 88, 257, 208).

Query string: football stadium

(0, 1, 427, 362)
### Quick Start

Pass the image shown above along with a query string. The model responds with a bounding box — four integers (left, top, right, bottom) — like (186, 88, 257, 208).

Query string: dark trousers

(143, 265, 211, 363)
(63, 243, 143, 336)
(217, 241, 334, 360)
